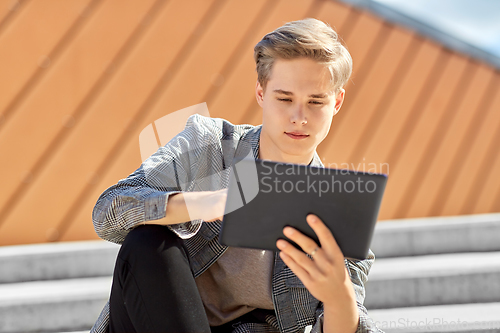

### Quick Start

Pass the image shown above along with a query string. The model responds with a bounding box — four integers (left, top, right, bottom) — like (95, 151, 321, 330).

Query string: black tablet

(219, 159, 387, 260)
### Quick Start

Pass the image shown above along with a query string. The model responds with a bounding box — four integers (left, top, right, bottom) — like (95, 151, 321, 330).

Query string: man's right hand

(147, 189, 228, 226)
(186, 188, 228, 223)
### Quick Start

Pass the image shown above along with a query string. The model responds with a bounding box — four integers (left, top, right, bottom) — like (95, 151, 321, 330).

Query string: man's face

(256, 57, 344, 164)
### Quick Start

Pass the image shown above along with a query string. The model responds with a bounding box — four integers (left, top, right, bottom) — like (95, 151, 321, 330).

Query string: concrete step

(0, 252, 497, 332)
(368, 302, 500, 333)
(0, 213, 497, 284)
(0, 213, 498, 332)
(0, 240, 119, 283)
(0, 277, 111, 333)
(372, 213, 500, 258)
(0, 213, 496, 281)
(365, 251, 500, 309)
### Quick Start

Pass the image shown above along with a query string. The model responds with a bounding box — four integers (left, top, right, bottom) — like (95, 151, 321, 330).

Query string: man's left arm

(309, 252, 384, 333)
(276, 215, 384, 333)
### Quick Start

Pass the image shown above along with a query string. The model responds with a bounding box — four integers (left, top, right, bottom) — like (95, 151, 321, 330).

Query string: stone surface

(368, 302, 500, 332)
(1, 213, 500, 332)
(365, 252, 500, 309)
(0, 277, 111, 332)
(372, 213, 500, 257)
(0, 240, 119, 283)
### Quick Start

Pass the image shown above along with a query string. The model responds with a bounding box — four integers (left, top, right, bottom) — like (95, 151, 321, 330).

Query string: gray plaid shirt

(90, 114, 383, 333)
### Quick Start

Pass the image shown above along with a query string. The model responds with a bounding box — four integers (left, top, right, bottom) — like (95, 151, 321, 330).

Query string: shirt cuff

(356, 307, 384, 333)
(144, 191, 176, 221)
(167, 219, 203, 239)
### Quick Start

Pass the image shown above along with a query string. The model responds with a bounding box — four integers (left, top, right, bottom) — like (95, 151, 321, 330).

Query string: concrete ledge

(0, 277, 111, 333)
(0, 240, 119, 283)
(365, 252, 500, 309)
(368, 302, 500, 333)
(372, 213, 500, 257)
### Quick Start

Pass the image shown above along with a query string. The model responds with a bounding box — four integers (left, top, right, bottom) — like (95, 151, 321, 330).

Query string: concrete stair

(0, 213, 499, 332)
(365, 213, 500, 333)
(0, 277, 111, 333)
(0, 241, 118, 333)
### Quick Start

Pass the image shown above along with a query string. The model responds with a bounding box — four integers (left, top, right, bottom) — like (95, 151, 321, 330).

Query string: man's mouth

(285, 132, 309, 140)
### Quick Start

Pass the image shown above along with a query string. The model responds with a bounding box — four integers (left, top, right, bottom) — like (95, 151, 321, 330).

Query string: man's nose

(290, 104, 307, 125)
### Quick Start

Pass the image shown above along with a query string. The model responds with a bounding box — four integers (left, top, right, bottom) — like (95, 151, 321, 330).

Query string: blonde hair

(254, 18, 352, 93)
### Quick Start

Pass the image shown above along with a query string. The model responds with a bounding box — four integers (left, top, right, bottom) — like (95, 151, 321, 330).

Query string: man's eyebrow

(309, 93, 329, 98)
(273, 89, 329, 99)
(273, 89, 293, 96)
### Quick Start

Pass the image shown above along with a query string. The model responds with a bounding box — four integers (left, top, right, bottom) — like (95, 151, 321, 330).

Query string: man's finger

(307, 214, 344, 260)
(283, 226, 319, 256)
(277, 239, 319, 272)
(278, 251, 312, 286)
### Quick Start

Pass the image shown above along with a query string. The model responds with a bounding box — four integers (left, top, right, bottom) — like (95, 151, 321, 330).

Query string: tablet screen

(219, 159, 387, 260)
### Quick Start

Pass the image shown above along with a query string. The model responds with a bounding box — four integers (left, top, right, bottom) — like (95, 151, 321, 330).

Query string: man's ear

(255, 81, 265, 107)
(334, 88, 345, 116)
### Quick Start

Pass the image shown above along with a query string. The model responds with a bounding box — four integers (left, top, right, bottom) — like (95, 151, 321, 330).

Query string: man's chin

(277, 145, 315, 162)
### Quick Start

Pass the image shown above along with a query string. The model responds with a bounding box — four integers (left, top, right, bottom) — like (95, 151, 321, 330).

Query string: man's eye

(310, 100, 323, 105)
(278, 98, 292, 102)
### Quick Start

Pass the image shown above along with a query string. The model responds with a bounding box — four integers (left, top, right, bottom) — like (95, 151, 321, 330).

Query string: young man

(91, 18, 383, 333)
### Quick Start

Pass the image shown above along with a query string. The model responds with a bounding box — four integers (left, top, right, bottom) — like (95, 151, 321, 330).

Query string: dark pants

(109, 224, 211, 332)
(108, 225, 268, 333)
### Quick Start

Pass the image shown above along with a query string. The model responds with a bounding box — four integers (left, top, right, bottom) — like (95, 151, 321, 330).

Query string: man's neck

(258, 139, 315, 165)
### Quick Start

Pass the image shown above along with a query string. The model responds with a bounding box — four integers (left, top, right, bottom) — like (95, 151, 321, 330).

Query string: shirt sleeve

(90, 301, 110, 333)
(92, 114, 225, 244)
(309, 249, 385, 333)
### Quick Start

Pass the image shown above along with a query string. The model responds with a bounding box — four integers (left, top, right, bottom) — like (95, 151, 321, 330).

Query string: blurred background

(0, 0, 499, 246)
(1, 1, 500, 332)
